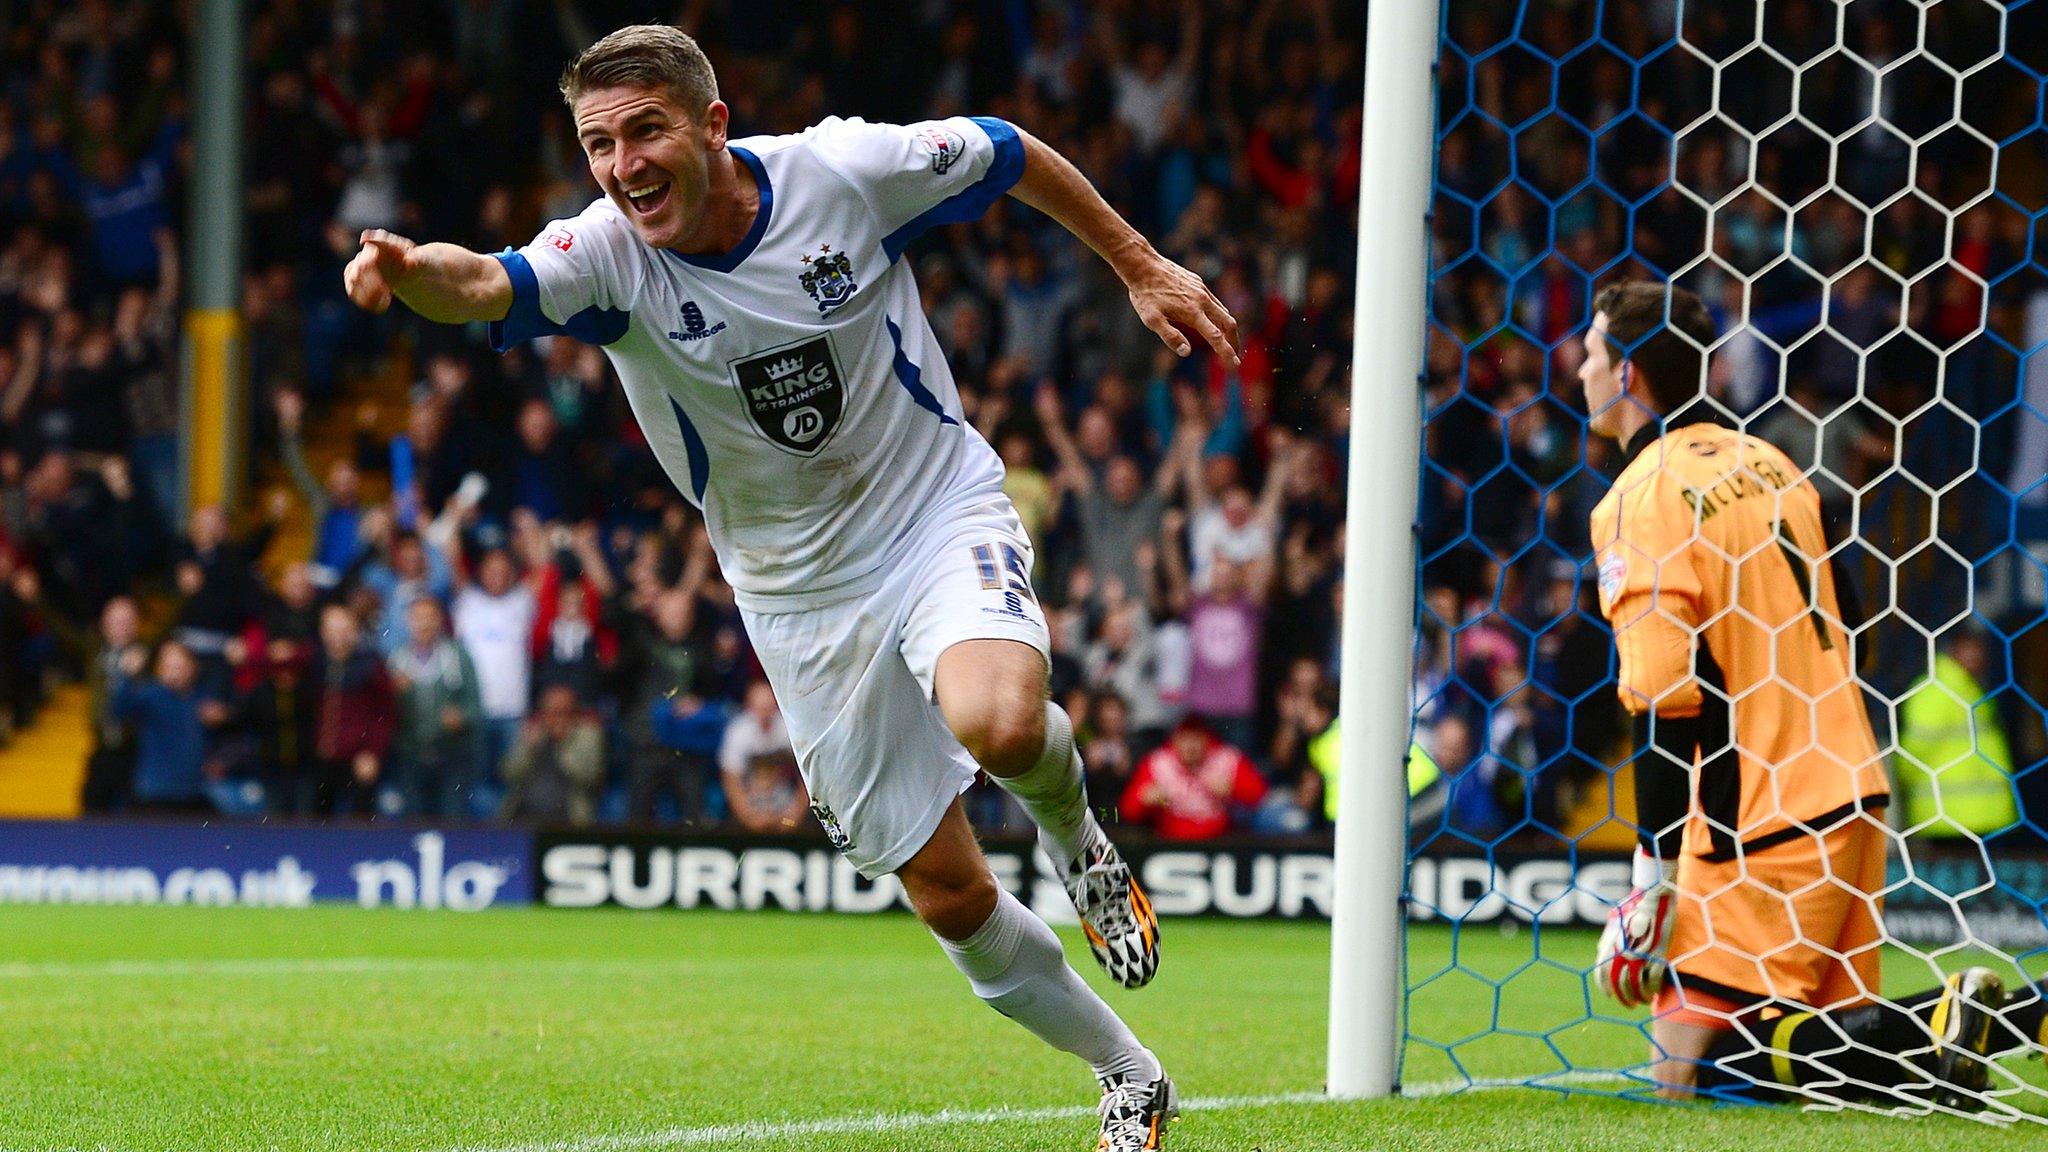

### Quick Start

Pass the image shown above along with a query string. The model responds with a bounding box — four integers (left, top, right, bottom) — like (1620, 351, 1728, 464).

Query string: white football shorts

(739, 497, 1051, 878)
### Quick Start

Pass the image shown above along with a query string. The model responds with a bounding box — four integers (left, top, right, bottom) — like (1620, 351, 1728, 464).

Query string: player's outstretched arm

(343, 229, 513, 325)
(1007, 129, 1241, 366)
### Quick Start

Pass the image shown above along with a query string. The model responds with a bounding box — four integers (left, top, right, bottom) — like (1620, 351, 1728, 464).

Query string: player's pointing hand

(344, 229, 418, 314)
(337, 231, 510, 324)
(1124, 252, 1242, 367)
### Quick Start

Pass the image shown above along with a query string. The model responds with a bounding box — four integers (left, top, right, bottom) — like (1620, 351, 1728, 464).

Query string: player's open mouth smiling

(625, 180, 671, 216)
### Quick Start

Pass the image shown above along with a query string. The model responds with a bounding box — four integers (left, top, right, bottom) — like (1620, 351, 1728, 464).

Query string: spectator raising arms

(111, 641, 224, 815)
(452, 546, 536, 813)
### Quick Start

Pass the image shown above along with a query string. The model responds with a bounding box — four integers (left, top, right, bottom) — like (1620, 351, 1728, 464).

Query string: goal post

(1328, 0, 1443, 1100)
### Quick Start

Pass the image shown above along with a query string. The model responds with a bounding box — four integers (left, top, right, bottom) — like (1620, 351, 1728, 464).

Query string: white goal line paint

(450, 1077, 1636, 1152)
(453, 1094, 1314, 1152)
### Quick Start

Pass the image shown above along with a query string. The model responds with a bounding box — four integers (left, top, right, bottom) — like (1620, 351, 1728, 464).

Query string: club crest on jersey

(728, 334, 847, 456)
(809, 798, 854, 854)
(799, 245, 858, 314)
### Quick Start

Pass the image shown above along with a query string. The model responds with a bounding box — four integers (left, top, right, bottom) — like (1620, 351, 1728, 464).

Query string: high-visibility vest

(1307, 719, 1442, 824)
(1894, 654, 2019, 837)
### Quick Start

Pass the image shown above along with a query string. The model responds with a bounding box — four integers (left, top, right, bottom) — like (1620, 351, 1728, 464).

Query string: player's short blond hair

(559, 25, 720, 120)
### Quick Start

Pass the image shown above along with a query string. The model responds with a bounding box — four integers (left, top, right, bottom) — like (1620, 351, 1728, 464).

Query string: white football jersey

(490, 115, 1023, 612)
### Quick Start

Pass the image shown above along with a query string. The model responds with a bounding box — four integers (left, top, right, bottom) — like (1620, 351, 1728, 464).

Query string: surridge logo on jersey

(729, 334, 847, 456)
(799, 244, 858, 314)
(544, 227, 574, 252)
(667, 300, 727, 343)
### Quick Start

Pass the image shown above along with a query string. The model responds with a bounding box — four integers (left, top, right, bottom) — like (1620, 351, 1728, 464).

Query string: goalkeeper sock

(1697, 1005, 1935, 1104)
(989, 702, 1094, 866)
(935, 887, 1159, 1083)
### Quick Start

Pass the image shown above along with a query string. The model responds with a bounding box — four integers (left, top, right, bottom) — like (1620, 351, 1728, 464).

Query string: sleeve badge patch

(915, 124, 967, 175)
(1598, 553, 1627, 604)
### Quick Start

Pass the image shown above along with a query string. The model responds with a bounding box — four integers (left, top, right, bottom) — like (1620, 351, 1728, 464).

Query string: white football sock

(989, 702, 1095, 866)
(936, 887, 1159, 1083)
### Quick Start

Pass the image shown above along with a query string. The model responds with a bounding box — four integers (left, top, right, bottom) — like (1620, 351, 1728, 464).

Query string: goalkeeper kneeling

(1578, 281, 2045, 1112)
(1594, 777, 2042, 1112)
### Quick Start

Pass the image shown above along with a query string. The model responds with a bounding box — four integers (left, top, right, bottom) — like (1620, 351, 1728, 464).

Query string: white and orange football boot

(1062, 821, 1161, 990)
(1095, 1070, 1178, 1150)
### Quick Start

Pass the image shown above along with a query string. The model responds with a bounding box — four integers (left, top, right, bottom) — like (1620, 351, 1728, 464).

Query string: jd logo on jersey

(729, 335, 847, 456)
(799, 244, 858, 314)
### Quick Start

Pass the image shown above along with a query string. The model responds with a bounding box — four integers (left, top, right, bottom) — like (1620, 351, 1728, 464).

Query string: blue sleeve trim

(560, 302, 631, 345)
(668, 146, 774, 273)
(886, 316, 960, 428)
(881, 117, 1025, 265)
(668, 397, 711, 504)
(487, 251, 547, 351)
(487, 250, 630, 349)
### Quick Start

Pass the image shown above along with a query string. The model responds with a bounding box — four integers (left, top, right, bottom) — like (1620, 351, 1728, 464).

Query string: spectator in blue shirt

(44, 117, 185, 288)
(359, 527, 454, 655)
(111, 641, 224, 814)
(275, 389, 366, 583)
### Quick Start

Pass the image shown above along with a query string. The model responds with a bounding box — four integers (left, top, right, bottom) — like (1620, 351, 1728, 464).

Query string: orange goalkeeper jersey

(1591, 417, 1889, 861)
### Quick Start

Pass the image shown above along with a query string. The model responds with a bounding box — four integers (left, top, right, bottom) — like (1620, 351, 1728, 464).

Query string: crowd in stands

(1422, 0, 2048, 841)
(0, 0, 1363, 840)
(0, 0, 2042, 846)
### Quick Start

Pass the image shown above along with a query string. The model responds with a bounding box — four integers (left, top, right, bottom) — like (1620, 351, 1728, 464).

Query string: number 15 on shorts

(972, 543, 1036, 617)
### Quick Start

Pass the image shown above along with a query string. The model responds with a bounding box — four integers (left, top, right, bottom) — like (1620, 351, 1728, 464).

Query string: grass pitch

(1, 905, 2043, 1151)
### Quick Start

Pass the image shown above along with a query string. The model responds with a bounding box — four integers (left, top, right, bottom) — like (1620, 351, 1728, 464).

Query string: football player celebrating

(1580, 281, 2043, 1108)
(343, 25, 1229, 1150)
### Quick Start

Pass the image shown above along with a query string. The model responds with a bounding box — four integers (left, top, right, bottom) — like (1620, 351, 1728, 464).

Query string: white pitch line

(452, 1093, 1322, 1152)
(451, 1076, 1639, 1152)
(0, 957, 443, 979)
(0, 956, 724, 979)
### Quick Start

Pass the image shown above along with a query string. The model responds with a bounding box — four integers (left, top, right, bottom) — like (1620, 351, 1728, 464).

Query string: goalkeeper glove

(1595, 846, 1678, 1008)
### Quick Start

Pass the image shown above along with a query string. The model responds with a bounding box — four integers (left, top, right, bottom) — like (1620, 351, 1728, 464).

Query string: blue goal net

(1404, 0, 2048, 1116)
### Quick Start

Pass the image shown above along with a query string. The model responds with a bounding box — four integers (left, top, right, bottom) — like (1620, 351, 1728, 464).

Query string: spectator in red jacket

(1119, 716, 1268, 841)
(311, 603, 396, 816)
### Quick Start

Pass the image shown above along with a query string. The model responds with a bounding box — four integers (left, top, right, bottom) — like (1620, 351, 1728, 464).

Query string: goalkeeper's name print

(1679, 456, 1795, 522)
